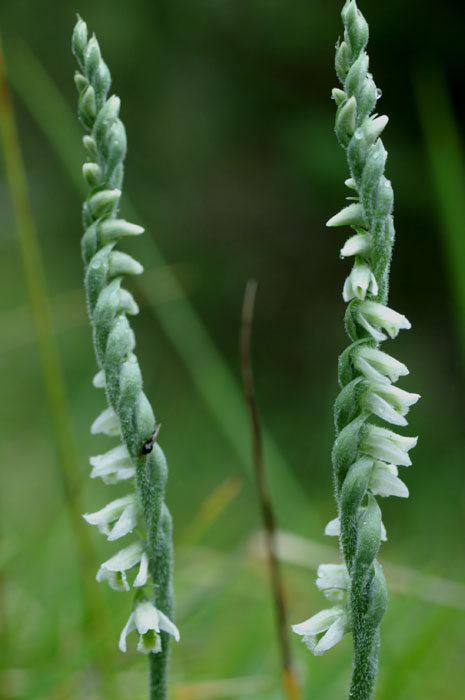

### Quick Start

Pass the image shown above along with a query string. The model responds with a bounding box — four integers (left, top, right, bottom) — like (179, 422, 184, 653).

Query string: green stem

(149, 508, 174, 699)
(349, 628, 380, 700)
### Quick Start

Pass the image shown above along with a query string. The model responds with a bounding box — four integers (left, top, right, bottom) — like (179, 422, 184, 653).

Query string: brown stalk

(240, 280, 301, 700)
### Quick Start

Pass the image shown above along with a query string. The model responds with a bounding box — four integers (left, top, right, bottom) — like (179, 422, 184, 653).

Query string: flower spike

(293, 3, 419, 699)
(73, 17, 177, 694)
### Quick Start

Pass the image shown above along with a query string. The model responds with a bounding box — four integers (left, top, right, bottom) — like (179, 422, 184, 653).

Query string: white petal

(134, 601, 160, 635)
(313, 613, 347, 655)
(361, 426, 417, 466)
(292, 607, 342, 637)
(96, 567, 129, 592)
(108, 503, 139, 541)
(133, 552, 149, 587)
(316, 564, 349, 601)
(83, 495, 135, 536)
(372, 384, 420, 412)
(92, 370, 106, 388)
(359, 301, 411, 339)
(357, 310, 387, 342)
(355, 346, 409, 382)
(365, 392, 408, 426)
(91, 407, 120, 436)
(354, 355, 391, 384)
(100, 541, 144, 573)
(118, 612, 136, 652)
(370, 462, 409, 498)
(90, 444, 135, 484)
(343, 264, 378, 302)
(158, 610, 180, 642)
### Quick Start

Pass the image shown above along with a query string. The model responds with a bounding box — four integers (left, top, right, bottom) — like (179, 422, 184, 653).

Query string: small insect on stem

(141, 424, 162, 455)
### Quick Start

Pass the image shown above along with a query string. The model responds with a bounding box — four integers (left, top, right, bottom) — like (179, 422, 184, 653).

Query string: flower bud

(82, 162, 103, 188)
(343, 262, 378, 302)
(88, 188, 121, 217)
(91, 406, 120, 436)
(327, 202, 367, 228)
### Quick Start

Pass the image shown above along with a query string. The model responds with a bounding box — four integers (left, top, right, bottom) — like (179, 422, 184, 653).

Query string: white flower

(353, 346, 409, 384)
(83, 494, 139, 541)
(89, 444, 135, 484)
(364, 384, 420, 427)
(96, 541, 148, 591)
(340, 233, 371, 258)
(357, 301, 411, 342)
(325, 515, 387, 542)
(292, 606, 349, 656)
(119, 598, 180, 654)
(343, 263, 378, 302)
(361, 425, 418, 466)
(91, 406, 120, 436)
(369, 461, 409, 498)
(316, 564, 349, 602)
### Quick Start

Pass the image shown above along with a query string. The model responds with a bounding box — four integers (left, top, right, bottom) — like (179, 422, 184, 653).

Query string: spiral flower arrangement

(292, 3, 419, 699)
(72, 18, 178, 699)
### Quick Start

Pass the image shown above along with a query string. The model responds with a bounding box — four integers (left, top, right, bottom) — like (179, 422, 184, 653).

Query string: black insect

(141, 423, 162, 455)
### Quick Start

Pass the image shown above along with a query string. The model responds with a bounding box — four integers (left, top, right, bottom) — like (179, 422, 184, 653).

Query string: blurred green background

(0, 1, 464, 698)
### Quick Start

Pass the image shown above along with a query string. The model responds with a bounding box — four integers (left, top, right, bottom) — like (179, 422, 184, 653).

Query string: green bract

(292, 3, 419, 699)
(72, 17, 176, 700)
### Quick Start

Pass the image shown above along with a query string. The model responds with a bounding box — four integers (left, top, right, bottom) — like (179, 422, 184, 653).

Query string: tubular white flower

(96, 541, 146, 591)
(89, 444, 136, 484)
(343, 263, 378, 302)
(292, 606, 349, 656)
(119, 598, 180, 655)
(316, 564, 349, 602)
(361, 425, 418, 466)
(340, 233, 371, 258)
(369, 462, 409, 498)
(365, 384, 420, 425)
(83, 494, 139, 540)
(364, 390, 408, 426)
(373, 384, 420, 412)
(357, 300, 411, 341)
(90, 406, 120, 436)
(353, 346, 409, 384)
(325, 515, 387, 542)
